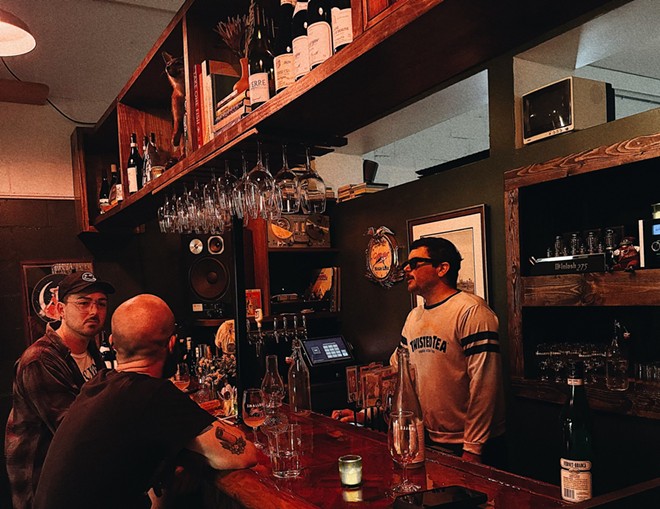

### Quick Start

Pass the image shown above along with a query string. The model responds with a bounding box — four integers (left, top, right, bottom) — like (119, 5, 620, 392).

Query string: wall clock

(365, 226, 404, 288)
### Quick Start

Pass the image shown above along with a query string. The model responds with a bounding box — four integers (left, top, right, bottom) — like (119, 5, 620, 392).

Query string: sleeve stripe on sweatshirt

(461, 331, 499, 347)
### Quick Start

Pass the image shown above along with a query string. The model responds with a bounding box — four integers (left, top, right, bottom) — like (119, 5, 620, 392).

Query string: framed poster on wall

(407, 205, 488, 306)
(20, 260, 94, 345)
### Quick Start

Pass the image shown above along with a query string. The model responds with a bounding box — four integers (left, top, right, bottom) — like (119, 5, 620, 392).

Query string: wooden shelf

(521, 269, 660, 307)
(511, 378, 660, 420)
(73, 0, 619, 232)
(504, 130, 660, 419)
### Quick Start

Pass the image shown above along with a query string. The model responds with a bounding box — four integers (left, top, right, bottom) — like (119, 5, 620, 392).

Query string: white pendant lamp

(0, 9, 36, 57)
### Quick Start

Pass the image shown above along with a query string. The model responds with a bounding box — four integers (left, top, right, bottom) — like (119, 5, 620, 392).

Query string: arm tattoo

(215, 426, 246, 455)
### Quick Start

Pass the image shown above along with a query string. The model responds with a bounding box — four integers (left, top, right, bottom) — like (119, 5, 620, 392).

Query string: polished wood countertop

(213, 410, 574, 509)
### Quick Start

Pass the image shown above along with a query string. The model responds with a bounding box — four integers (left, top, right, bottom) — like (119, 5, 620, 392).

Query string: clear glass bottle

(560, 361, 593, 502)
(288, 338, 311, 415)
(262, 355, 284, 411)
(606, 320, 629, 391)
(392, 347, 425, 468)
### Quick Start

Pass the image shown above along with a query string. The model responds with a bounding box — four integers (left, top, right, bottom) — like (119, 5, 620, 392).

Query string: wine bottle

(288, 338, 312, 415)
(248, 4, 275, 108)
(99, 331, 117, 369)
(98, 167, 110, 214)
(141, 135, 151, 187)
(330, 0, 352, 52)
(307, 0, 332, 69)
(606, 319, 630, 391)
(560, 361, 593, 503)
(108, 163, 123, 205)
(392, 347, 425, 468)
(292, 1, 310, 81)
(273, 0, 296, 93)
(126, 133, 143, 194)
(149, 133, 165, 179)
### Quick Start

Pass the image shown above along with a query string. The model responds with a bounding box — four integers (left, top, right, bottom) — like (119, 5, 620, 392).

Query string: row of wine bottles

(98, 132, 168, 213)
(248, 0, 353, 108)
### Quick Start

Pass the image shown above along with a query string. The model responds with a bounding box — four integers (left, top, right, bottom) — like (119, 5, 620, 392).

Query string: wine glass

(232, 151, 254, 225)
(298, 146, 326, 214)
(246, 142, 279, 220)
(274, 144, 300, 214)
(388, 410, 421, 496)
(242, 388, 266, 449)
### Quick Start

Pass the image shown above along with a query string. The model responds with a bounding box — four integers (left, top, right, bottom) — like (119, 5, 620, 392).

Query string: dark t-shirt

(33, 369, 215, 509)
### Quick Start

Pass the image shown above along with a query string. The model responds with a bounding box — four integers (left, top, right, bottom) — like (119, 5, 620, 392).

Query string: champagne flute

(242, 388, 266, 449)
(388, 410, 421, 496)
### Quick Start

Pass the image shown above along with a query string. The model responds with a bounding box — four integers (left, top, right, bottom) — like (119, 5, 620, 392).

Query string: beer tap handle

(273, 316, 279, 344)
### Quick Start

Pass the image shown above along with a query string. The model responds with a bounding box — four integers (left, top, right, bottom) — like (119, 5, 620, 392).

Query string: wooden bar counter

(213, 410, 577, 509)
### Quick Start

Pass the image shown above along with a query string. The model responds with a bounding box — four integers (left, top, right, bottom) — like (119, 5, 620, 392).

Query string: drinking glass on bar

(242, 388, 266, 449)
(387, 410, 421, 496)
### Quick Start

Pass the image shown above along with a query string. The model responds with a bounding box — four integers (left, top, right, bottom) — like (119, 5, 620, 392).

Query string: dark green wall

(332, 54, 660, 490)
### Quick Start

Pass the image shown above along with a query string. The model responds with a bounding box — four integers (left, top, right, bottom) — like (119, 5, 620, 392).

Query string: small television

(522, 76, 614, 145)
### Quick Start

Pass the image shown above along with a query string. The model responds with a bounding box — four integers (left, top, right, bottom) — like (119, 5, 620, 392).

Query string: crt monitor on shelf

(521, 76, 614, 145)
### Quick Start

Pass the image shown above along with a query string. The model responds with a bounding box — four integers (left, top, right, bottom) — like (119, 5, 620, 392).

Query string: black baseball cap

(57, 271, 115, 301)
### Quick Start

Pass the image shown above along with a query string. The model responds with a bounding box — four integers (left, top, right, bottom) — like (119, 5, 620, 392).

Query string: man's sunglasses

(400, 257, 443, 270)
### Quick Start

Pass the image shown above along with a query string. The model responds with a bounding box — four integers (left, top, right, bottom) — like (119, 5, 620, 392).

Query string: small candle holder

(338, 454, 362, 487)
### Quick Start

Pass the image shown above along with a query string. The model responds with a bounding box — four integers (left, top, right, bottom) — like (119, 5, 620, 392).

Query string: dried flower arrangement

(215, 12, 253, 59)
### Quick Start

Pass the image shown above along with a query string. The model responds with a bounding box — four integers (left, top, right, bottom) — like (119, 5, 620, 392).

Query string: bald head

(111, 294, 175, 363)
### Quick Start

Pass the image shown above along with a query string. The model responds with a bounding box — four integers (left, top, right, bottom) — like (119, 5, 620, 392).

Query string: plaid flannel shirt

(5, 325, 104, 509)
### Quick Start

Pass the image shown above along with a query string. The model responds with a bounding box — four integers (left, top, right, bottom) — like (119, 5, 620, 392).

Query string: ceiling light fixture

(0, 8, 36, 57)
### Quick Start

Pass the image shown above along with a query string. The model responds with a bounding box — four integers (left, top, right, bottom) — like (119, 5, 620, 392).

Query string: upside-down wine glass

(298, 146, 326, 214)
(246, 142, 279, 220)
(232, 151, 253, 226)
(274, 144, 300, 214)
(217, 160, 237, 229)
(242, 388, 266, 449)
(388, 410, 421, 496)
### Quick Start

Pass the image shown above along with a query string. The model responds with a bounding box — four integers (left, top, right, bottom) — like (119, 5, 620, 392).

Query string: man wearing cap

(5, 271, 115, 509)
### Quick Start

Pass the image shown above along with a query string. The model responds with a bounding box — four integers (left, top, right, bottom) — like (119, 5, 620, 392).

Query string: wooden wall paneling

(70, 127, 95, 233)
(505, 187, 523, 379)
(246, 218, 271, 317)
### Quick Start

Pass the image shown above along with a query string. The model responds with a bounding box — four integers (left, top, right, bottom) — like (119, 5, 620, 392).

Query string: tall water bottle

(288, 338, 312, 415)
(392, 347, 425, 468)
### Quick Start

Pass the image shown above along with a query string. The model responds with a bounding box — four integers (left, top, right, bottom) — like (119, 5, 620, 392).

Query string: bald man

(33, 294, 257, 509)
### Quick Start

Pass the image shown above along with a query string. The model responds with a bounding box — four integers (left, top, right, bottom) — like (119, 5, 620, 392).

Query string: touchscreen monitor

(301, 336, 353, 365)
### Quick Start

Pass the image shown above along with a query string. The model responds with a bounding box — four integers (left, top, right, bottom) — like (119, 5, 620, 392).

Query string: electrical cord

(1, 57, 96, 126)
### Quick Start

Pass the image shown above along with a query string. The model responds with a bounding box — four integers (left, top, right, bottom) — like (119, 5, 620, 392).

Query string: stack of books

(213, 90, 251, 134)
(337, 182, 388, 202)
(192, 60, 240, 148)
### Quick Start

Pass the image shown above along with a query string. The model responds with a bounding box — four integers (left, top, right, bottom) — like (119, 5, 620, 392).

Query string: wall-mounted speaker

(183, 234, 234, 319)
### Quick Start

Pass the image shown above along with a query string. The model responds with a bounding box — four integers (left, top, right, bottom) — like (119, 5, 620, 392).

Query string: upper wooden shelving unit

(73, 0, 620, 233)
(504, 130, 660, 420)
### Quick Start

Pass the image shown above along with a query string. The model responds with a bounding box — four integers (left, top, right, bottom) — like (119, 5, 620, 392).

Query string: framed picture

(407, 204, 488, 305)
(20, 260, 94, 345)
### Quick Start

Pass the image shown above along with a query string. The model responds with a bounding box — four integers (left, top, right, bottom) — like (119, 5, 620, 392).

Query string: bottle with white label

(330, 0, 352, 52)
(126, 133, 143, 194)
(292, 1, 310, 80)
(248, 4, 274, 108)
(392, 347, 425, 468)
(560, 361, 593, 503)
(273, 0, 296, 93)
(307, 0, 332, 69)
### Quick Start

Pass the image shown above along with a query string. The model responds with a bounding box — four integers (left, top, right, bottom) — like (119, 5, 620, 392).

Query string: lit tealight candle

(338, 455, 362, 487)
